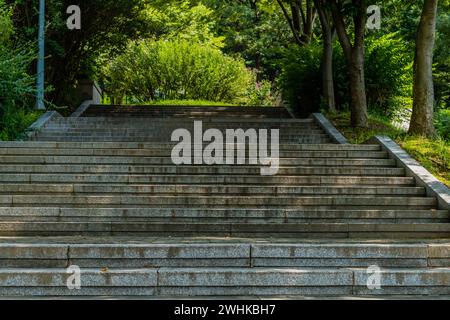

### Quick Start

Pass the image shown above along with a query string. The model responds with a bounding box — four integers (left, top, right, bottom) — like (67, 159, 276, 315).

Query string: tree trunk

(409, 0, 438, 137)
(315, 0, 336, 111)
(349, 48, 368, 127)
(330, 0, 368, 128)
(322, 31, 336, 112)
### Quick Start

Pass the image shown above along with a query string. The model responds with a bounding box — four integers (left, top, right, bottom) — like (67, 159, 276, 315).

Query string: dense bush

(0, 0, 40, 141)
(435, 109, 450, 141)
(364, 34, 413, 117)
(277, 43, 322, 117)
(104, 40, 253, 104)
(434, 12, 450, 110)
(334, 34, 413, 119)
(278, 33, 413, 118)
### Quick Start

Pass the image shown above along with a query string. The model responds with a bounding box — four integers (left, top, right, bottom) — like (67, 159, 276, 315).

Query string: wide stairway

(0, 105, 449, 297)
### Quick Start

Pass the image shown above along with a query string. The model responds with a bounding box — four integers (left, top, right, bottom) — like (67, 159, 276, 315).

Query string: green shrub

(434, 12, 450, 110)
(364, 34, 413, 118)
(278, 33, 413, 118)
(0, 109, 43, 141)
(333, 34, 413, 118)
(245, 78, 277, 106)
(0, 0, 13, 43)
(0, 45, 35, 109)
(103, 39, 253, 104)
(277, 43, 322, 117)
(436, 109, 450, 141)
(0, 0, 39, 141)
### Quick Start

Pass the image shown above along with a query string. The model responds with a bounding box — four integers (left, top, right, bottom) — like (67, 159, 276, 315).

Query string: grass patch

(326, 111, 450, 187)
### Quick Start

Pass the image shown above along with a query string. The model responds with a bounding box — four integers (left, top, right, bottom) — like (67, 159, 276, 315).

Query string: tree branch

(277, 0, 307, 46)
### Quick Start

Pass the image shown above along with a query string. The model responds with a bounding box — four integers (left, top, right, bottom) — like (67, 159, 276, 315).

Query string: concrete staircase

(0, 105, 449, 297)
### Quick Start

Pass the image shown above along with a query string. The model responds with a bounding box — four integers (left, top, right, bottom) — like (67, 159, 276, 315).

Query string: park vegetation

(0, 0, 449, 180)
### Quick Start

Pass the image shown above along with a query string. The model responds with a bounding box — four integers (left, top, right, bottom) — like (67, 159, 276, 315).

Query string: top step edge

(0, 236, 449, 246)
(58, 118, 313, 123)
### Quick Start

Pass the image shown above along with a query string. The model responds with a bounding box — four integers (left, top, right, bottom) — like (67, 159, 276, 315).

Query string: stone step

(0, 164, 404, 176)
(0, 174, 416, 185)
(0, 267, 448, 296)
(0, 142, 381, 151)
(0, 222, 448, 237)
(0, 208, 446, 223)
(0, 156, 396, 167)
(0, 184, 425, 196)
(52, 117, 313, 125)
(42, 123, 320, 129)
(0, 195, 436, 208)
(34, 136, 331, 143)
(35, 133, 329, 139)
(0, 149, 388, 159)
(39, 125, 322, 130)
(45, 124, 317, 131)
(0, 240, 448, 268)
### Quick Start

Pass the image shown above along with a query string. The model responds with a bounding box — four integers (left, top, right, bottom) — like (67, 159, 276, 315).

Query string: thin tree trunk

(330, 0, 368, 128)
(409, 0, 438, 137)
(315, 0, 336, 111)
(322, 31, 336, 111)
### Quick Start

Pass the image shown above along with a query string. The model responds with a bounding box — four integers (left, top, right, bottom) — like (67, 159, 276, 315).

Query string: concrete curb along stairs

(0, 106, 448, 297)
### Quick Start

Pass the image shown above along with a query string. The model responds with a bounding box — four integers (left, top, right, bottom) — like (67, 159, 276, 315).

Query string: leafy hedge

(436, 109, 450, 141)
(103, 40, 254, 104)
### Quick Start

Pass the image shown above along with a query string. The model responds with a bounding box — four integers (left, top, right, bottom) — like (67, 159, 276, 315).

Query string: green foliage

(279, 33, 413, 118)
(364, 34, 413, 118)
(434, 12, 450, 110)
(0, 109, 43, 141)
(0, 45, 35, 108)
(104, 39, 253, 104)
(435, 109, 450, 141)
(9, 0, 150, 107)
(143, 1, 224, 48)
(245, 79, 277, 106)
(0, 0, 13, 43)
(333, 34, 413, 118)
(206, 0, 291, 80)
(0, 0, 40, 141)
(277, 43, 322, 116)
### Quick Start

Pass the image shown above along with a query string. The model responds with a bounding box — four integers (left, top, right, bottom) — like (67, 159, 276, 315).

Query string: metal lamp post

(36, 0, 45, 110)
